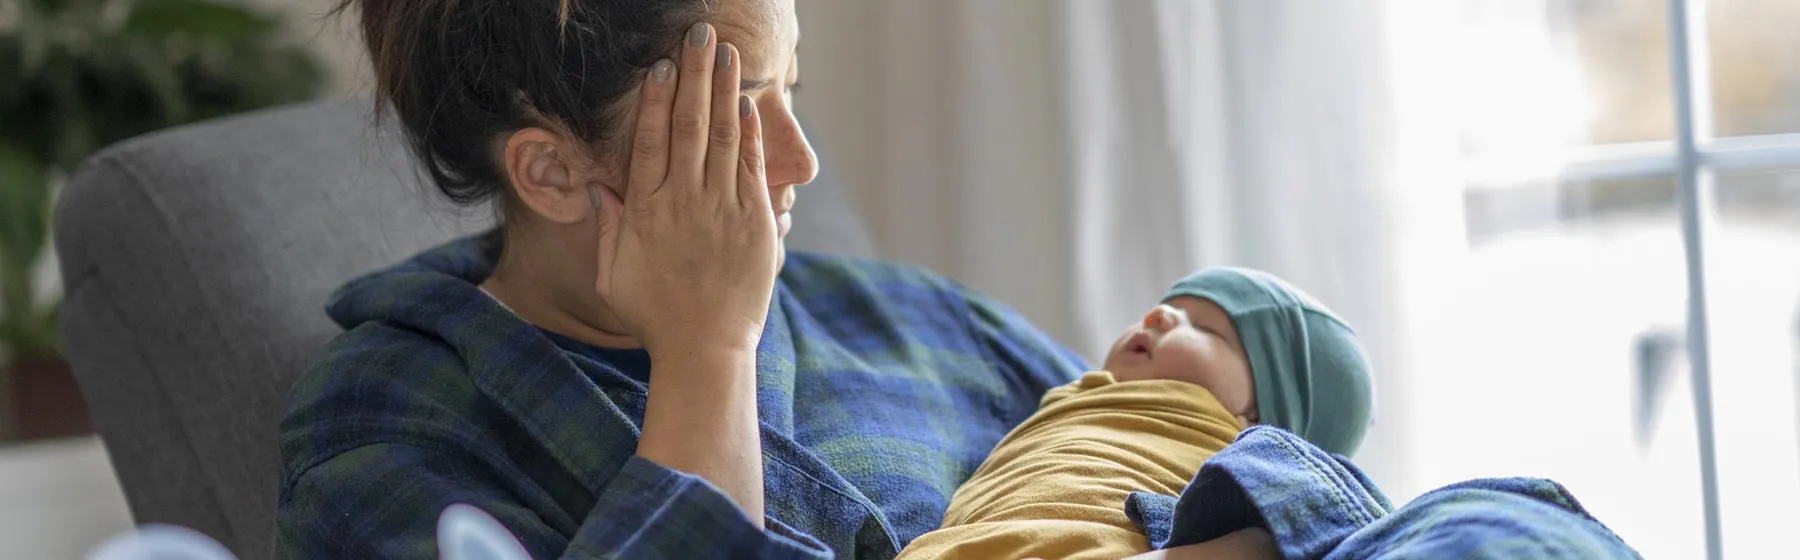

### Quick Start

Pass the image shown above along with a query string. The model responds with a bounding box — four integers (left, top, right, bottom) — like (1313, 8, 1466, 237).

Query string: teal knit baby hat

(1163, 267, 1375, 456)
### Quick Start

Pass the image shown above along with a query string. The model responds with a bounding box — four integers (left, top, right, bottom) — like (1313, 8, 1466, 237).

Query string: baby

(898, 267, 1376, 560)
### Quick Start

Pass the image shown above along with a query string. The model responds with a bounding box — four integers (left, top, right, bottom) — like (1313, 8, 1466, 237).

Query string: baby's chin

(1099, 353, 1128, 376)
(1102, 360, 1159, 383)
(1110, 358, 1215, 388)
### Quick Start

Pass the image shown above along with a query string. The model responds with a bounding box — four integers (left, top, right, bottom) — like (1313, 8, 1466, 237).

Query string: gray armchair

(54, 100, 873, 557)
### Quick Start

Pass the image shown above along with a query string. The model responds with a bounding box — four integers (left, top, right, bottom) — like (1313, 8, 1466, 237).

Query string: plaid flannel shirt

(274, 233, 1087, 559)
(1125, 427, 1643, 559)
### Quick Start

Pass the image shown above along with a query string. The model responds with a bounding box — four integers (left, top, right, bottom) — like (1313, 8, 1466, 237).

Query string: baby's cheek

(1214, 357, 1258, 415)
(1153, 341, 1221, 387)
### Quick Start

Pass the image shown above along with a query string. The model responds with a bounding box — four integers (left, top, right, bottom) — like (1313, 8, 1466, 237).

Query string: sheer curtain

(797, 0, 1467, 498)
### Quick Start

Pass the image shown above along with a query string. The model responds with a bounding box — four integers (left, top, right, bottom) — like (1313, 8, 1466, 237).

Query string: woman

(277, 0, 1095, 557)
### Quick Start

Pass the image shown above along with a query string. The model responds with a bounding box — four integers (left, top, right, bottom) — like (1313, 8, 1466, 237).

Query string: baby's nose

(1142, 305, 1178, 331)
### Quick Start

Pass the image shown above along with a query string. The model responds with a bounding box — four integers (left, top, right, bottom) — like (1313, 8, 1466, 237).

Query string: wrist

(641, 322, 763, 357)
(647, 340, 759, 372)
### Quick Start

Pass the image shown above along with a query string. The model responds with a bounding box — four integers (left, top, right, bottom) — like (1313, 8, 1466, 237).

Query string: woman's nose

(763, 105, 819, 188)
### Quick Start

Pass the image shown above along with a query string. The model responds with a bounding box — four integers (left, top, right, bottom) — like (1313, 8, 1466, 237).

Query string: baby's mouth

(1126, 330, 1154, 359)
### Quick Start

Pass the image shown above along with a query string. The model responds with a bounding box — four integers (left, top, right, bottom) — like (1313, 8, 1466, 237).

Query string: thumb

(592, 185, 625, 297)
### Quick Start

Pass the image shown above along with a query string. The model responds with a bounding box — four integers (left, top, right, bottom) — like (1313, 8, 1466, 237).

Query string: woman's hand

(603, 22, 771, 527)
(592, 21, 778, 357)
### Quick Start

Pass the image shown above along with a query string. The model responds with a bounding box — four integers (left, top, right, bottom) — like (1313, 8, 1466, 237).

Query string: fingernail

(687, 22, 710, 50)
(717, 44, 732, 72)
(740, 95, 752, 119)
(651, 59, 674, 82)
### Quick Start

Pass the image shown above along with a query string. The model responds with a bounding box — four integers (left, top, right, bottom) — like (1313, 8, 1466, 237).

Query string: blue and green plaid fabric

(274, 233, 1087, 559)
(1124, 426, 1643, 559)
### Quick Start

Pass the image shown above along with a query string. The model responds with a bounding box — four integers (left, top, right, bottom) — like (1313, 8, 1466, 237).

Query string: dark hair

(337, 0, 710, 206)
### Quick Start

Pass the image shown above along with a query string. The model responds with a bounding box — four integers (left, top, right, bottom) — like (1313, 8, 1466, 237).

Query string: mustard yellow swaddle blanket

(898, 371, 1244, 560)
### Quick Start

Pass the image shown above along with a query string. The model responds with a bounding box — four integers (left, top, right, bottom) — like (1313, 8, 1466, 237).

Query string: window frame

(1462, 1, 1800, 557)
(1535, 1, 1800, 557)
(1464, 133, 1800, 190)
(1666, 1, 1722, 558)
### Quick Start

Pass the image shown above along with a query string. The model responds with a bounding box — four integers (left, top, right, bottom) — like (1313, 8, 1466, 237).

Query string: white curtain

(795, 0, 1468, 498)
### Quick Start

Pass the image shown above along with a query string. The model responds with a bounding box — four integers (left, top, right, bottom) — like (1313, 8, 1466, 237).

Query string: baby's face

(1102, 296, 1257, 424)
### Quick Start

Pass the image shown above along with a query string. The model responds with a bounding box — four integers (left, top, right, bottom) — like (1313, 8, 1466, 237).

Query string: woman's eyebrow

(740, 77, 774, 91)
(740, 38, 802, 93)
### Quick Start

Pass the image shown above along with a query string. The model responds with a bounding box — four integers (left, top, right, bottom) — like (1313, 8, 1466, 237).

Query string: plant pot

(3, 354, 93, 441)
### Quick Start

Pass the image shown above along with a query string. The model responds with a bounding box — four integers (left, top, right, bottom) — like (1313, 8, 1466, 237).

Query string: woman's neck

(480, 236, 642, 350)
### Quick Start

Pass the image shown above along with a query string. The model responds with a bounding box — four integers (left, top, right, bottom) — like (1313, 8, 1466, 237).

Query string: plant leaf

(124, 37, 190, 123)
(0, 144, 49, 358)
(38, 299, 61, 347)
(1, 0, 326, 357)
(124, 0, 278, 42)
(45, 60, 97, 172)
(0, 143, 49, 279)
(0, 26, 26, 109)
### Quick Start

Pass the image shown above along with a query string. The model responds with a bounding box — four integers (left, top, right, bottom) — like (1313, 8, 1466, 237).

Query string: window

(1426, 1, 1800, 558)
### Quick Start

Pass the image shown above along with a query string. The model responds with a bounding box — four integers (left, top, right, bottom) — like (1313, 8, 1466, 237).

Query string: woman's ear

(503, 127, 600, 224)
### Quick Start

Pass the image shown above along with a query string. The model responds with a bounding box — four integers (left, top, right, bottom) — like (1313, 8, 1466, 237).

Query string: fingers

(628, 58, 677, 203)
(668, 22, 717, 190)
(707, 43, 743, 205)
(736, 96, 769, 213)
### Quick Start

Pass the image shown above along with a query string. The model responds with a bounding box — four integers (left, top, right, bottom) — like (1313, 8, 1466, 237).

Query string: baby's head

(1101, 267, 1375, 456)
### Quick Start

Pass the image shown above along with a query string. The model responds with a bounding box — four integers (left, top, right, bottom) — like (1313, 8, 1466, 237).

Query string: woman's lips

(772, 191, 795, 237)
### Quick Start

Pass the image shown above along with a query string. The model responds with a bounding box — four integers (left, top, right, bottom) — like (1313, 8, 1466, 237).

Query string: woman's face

(703, 0, 817, 239)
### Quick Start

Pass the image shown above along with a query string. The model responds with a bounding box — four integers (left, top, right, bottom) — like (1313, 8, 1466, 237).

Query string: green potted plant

(0, 0, 323, 440)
